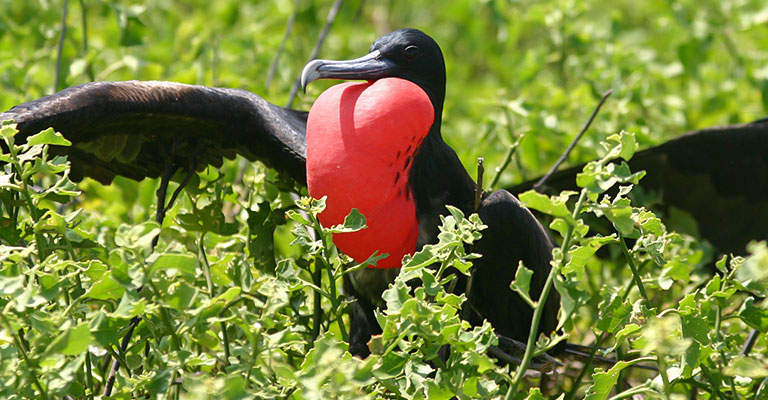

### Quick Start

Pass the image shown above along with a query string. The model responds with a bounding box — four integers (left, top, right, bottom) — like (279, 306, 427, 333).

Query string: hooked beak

(300, 50, 397, 92)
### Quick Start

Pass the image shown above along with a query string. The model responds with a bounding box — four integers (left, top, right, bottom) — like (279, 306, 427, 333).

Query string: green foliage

(518, 131, 768, 398)
(2, 1, 768, 398)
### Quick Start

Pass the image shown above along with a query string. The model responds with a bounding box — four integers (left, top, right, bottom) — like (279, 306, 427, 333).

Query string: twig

(55, 0, 70, 93)
(104, 162, 189, 396)
(473, 157, 484, 211)
(198, 233, 231, 366)
(2, 315, 50, 400)
(312, 259, 323, 340)
(565, 260, 650, 400)
(84, 351, 95, 400)
(488, 141, 520, 189)
(286, 0, 344, 108)
(103, 316, 139, 396)
(619, 233, 649, 302)
(235, 0, 341, 190)
(532, 90, 612, 192)
(77, 0, 94, 82)
(266, 0, 301, 89)
(740, 329, 759, 356)
(508, 189, 588, 395)
(211, 35, 220, 86)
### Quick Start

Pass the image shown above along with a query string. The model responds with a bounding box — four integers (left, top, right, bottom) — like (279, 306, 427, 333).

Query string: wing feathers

(1, 81, 308, 184)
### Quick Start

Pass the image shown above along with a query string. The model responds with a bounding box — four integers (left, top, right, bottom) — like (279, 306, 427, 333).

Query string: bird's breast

(306, 78, 434, 268)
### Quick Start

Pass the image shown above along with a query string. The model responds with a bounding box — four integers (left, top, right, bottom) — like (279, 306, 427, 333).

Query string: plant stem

(1, 314, 50, 400)
(533, 90, 612, 192)
(5, 137, 49, 259)
(618, 233, 649, 303)
(84, 351, 95, 400)
(55, 0, 69, 93)
(312, 258, 322, 341)
(199, 234, 231, 366)
(508, 189, 588, 394)
(324, 259, 348, 342)
(489, 142, 519, 189)
(656, 353, 672, 399)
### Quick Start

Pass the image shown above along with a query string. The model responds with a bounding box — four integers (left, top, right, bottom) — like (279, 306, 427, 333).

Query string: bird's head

(301, 28, 446, 114)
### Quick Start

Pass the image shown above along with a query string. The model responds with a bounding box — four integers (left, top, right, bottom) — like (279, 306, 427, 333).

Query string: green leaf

(680, 312, 710, 345)
(164, 282, 198, 311)
(564, 236, 615, 279)
(524, 388, 547, 400)
(519, 190, 576, 222)
(724, 356, 768, 378)
(0, 122, 18, 140)
(739, 297, 768, 331)
(25, 128, 72, 147)
(602, 200, 635, 236)
(329, 208, 367, 233)
(0, 172, 21, 190)
(110, 291, 146, 319)
(46, 322, 93, 356)
(659, 258, 690, 290)
(554, 278, 589, 331)
(617, 131, 637, 161)
(247, 202, 278, 272)
(584, 360, 635, 400)
(149, 253, 198, 279)
(115, 222, 161, 251)
(737, 242, 768, 295)
(509, 262, 534, 307)
(596, 295, 631, 334)
(85, 274, 125, 300)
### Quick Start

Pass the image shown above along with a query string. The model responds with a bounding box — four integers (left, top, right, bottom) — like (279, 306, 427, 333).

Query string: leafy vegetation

(1, 0, 767, 398)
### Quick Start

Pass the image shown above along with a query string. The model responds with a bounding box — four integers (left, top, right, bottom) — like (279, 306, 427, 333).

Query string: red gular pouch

(306, 78, 435, 269)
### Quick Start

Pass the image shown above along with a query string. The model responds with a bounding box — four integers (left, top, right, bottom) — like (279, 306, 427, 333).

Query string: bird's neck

(409, 126, 478, 248)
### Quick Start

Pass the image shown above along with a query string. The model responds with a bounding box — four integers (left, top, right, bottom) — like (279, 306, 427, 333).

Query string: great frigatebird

(298, 28, 559, 356)
(2, 28, 767, 358)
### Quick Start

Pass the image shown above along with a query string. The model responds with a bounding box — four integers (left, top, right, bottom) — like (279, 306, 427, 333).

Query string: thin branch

(55, 0, 70, 93)
(473, 157, 484, 211)
(78, 0, 94, 81)
(1, 315, 49, 400)
(84, 351, 95, 400)
(533, 90, 612, 192)
(104, 162, 189, 396)
(199, 233, 231, 366)
(312, 259, 323, 340)
(489, 141, 520, 189)
(266, 0, 301, 90)
(103, 316, 139, 396)
(286, 0, 344, 108)
(508, 189, 588, 395)
(235, 0, 341, 190)
(619, 233, 649, 302)
(740, 329, 759, 356)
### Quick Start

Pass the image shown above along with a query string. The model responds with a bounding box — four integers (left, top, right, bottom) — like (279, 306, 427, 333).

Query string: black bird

(298, 29, 558, 356)
(2, 29, 767, 358)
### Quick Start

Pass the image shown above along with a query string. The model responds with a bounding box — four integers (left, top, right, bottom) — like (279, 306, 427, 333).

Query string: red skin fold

(306, 78, 434, 268)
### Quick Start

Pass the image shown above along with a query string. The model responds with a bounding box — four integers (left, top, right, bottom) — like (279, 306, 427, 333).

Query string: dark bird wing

(470, 190, 560, 345)
(508, 118, 768, 255)
(0, 81, 308, 184)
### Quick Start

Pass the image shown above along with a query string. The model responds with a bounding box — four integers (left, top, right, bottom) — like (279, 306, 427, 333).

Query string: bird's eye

(402, 45, 421, 61)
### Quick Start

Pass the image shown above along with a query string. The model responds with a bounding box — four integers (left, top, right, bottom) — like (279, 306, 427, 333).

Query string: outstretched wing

(1, 81, 308, 184)
(509, 119, 768, 255)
